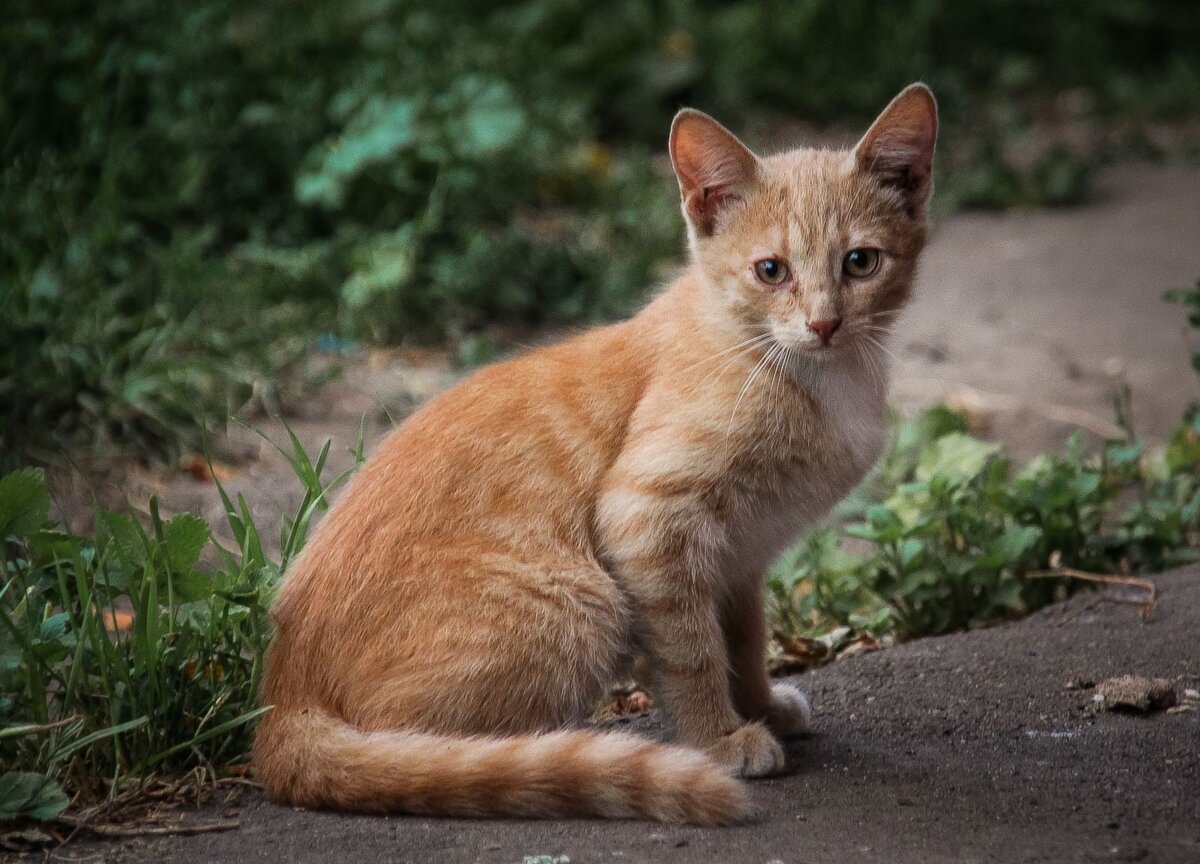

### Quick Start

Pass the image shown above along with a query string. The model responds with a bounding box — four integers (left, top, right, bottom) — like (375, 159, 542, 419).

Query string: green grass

(0, 423, 363, 822)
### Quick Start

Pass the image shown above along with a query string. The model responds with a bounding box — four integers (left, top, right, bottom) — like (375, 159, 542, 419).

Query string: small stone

(1094, 676, 1177, 712)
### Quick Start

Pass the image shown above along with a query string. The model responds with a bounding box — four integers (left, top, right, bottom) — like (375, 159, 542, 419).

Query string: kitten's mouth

(771, 333, 839, 357)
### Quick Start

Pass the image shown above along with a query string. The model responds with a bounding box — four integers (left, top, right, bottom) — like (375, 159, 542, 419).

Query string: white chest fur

(725, 354, 888, 577)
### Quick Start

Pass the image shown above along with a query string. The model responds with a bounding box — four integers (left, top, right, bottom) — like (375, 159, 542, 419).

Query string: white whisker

(860, 332, 898, 363)
(687, 333, 776, 392)
(727, 342, 780, 440)
(681, 332, 773, 376)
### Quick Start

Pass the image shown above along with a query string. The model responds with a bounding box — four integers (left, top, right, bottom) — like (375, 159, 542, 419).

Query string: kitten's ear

(853, 83, 938, 215)
(669, 109, 760, 237)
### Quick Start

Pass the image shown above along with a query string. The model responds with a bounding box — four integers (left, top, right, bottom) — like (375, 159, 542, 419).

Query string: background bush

(3, 0, 1200, 455)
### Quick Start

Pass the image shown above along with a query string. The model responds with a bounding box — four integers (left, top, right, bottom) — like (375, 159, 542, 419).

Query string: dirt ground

(48, 565, 1200, 864)
(30, 164, 1200, 863)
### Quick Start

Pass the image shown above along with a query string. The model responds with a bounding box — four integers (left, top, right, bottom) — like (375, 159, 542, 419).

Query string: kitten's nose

(807, 317, 842, 345)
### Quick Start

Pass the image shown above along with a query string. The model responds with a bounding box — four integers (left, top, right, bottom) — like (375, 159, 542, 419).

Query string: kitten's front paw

(706, 722, 785, 778)
(766, 683, 812, 738)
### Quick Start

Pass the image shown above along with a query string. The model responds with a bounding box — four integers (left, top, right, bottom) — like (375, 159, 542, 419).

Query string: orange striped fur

(253, 85, 938, 824)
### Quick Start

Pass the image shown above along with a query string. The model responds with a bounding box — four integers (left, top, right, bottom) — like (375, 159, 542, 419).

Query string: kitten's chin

(772, 338, 836, 360)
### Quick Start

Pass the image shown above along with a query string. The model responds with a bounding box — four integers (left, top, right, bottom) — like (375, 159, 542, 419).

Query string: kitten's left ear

(670, 109, 761, 237)
(853, 83, 938, 215)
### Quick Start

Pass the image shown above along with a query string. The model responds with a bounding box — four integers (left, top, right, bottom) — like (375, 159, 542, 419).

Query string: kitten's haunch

(253, 83, 937, 824)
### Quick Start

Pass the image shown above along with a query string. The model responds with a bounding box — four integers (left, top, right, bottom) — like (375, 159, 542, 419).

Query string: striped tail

(253, 708, 748, 825)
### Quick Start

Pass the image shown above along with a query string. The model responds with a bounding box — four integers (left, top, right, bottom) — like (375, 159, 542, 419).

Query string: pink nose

(808, 317, 842, 345)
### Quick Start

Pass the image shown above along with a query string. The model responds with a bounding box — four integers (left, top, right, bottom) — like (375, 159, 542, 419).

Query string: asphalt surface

(48, 566, 1199, 864)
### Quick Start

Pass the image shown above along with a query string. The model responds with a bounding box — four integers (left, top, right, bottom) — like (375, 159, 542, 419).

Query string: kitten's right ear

(669, 109, 760, 238)
(853, 83, 938, 216)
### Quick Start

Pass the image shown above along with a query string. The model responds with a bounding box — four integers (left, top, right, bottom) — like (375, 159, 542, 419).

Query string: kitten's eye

(753, 258, 790, 286)
(843, 248, 881, 278)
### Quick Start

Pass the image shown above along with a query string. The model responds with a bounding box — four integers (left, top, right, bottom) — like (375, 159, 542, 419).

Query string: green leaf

(138, 706, 273, 771)
(898, 538, 924, 567)
(916, 433, 1001, 483)
(297, 96, 417, 208)
(994, 579, 1024, 609)
(995, 524, 1042, 561)
(1106, 441, 1144, 465)
(0, 469, 51, 539)
(170, 570, 218, 603)
(39, 613, 69, 642)
(0, 772, 69, 821)
(0, 641, 21, 674)
(100, 512, 147, 571)
(1166, 421, 1200, 473)
(341, 224, 417, 311)
(457, 79, 525, 157)
(162, 514, 210, 574)
(1069, 471, 1102, 499)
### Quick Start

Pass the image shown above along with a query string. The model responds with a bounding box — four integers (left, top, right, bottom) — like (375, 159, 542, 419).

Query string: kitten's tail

(252, 708, 748, 825)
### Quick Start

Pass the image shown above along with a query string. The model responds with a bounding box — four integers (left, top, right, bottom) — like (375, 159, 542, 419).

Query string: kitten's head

(669, 84, 937, 357)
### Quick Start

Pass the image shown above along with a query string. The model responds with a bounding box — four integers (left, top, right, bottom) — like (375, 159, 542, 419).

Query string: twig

(214, 777, 263, 789)
(54, 816, 240, 838)
(1027, 567, 1157, 618)
(0, 716, 80, 739)
(900, 379, 1129, 439)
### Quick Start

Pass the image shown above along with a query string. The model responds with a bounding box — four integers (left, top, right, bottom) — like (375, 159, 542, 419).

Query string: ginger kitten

(253, 84, 937, 825)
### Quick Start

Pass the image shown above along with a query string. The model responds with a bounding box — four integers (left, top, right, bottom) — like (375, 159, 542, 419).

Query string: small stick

(54, 817, 240, 838)
(215, 777, 263, 789)
(900, 379, 1129, 439)
(0, 716, 80, 739)
(1027, 567, 1157, 617)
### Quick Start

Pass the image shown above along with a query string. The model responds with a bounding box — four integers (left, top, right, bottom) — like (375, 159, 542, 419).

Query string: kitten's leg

(723, 585, 772, 721)
(599, 497, 784, 778)
(724, 586, 812, 739)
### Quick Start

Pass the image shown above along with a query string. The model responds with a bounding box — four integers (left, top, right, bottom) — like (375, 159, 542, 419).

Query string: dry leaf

(178, 454, 237, 483)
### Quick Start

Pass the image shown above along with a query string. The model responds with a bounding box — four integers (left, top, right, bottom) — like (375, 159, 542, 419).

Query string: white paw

(707, 722, 785, 778)
(767, 683, 812, 738)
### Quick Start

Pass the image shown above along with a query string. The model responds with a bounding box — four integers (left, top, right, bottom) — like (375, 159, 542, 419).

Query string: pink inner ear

(683, 186, 743, 236)
(674, 135, 752, 196)
(855, 87, 937, 186)
(864, 132, 932, 181)
(671, 112, 758, 236)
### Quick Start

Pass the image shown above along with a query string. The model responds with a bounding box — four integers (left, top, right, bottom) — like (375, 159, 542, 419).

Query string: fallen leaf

(178, 455, 237, 483)
(98, 608, 135, 633)
(591, 681, 655, 722)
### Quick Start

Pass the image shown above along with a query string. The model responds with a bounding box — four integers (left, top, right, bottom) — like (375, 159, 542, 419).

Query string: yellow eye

(843, 248, 880, 278)
(754, 258, 790, 286)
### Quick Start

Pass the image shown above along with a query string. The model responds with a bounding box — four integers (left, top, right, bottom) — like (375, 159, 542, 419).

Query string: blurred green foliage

(3, 0, 1199, 458)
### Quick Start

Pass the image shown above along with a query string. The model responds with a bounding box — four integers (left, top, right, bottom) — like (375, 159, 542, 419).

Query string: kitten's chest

(725, 363, 887, 571)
